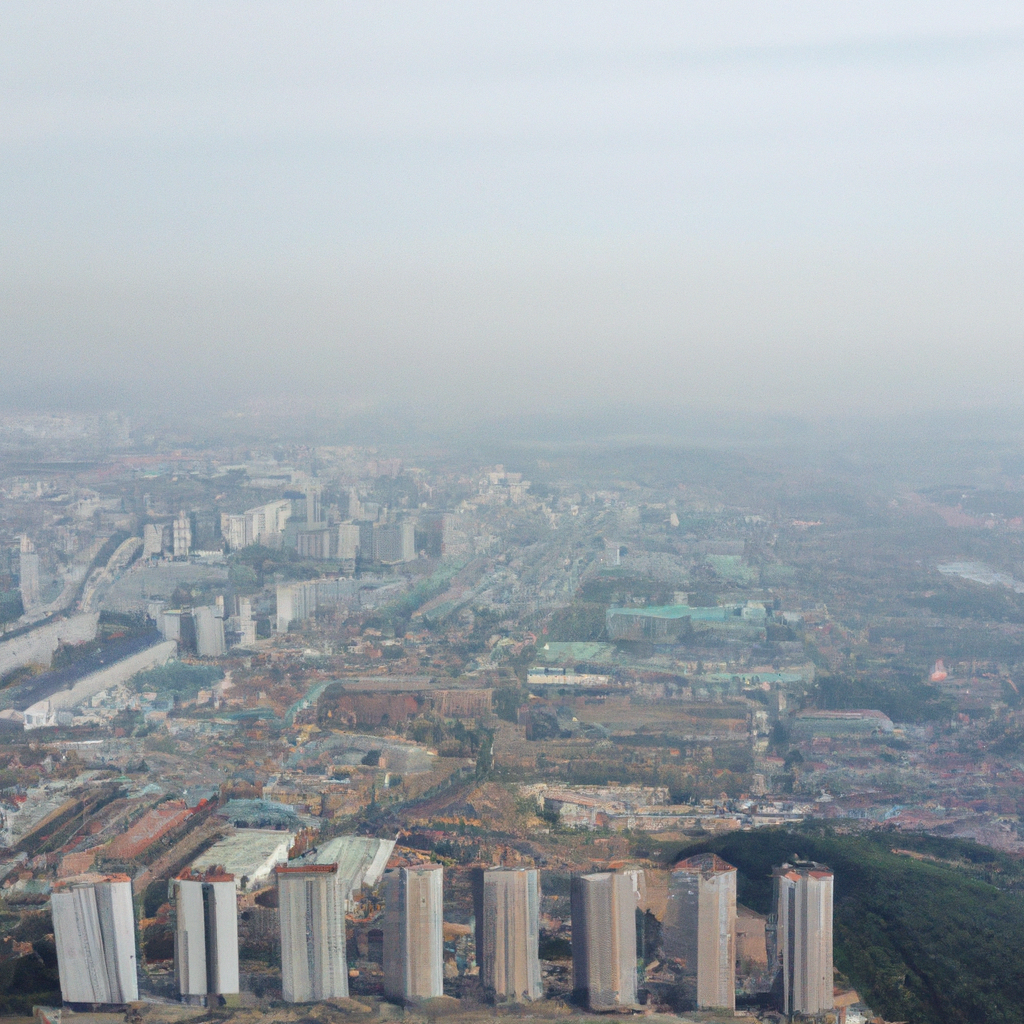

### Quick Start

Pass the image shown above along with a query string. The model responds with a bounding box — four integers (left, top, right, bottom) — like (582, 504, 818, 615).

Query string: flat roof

(190, 829, 294, 877)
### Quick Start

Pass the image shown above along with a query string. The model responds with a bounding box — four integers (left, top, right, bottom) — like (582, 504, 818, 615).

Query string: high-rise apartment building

(276, 864, 349, 1002)
(143, 523, 163, 558)
(570, 871, 639, 1011)
(18, 535, 40, 609)
(383, 864, 444, 1003)
(220, 500, 292, 551)
(305, 485, 322, 526)
(173, 872, 239, 1003)
(664, 854, 736, 1010)
(773, 861, 834, 1016)
(173, 512, 192, 559)
(238, 597, 257, 647)
(193, 605, 226, 658)
(51, 875, 139, 1005)
(479, 867, 542, 1003)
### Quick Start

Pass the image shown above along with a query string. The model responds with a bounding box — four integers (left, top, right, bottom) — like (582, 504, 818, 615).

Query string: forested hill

(678, 828, 1024, 1024)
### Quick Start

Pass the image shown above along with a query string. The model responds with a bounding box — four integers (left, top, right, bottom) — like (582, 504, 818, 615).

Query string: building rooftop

(191, 829, 294, 887)
(674, 853, 737, 877)
(300, 835, 395, 895)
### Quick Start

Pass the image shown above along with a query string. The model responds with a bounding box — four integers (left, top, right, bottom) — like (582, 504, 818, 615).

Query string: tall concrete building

(305, 484, 322, 526)
(664, 854, 736, 1010)
(143, 523, 163, 558)
(173, 872, 239, 1003)
(276, 864, 349, 1002)
(774, 861, 834, 1017)
(570, 871, 639, 1011)
(383, 864, 444, 1003)
(18, 535, 40, 610)
(51, 875, 139, 1005)
(220, 513, 249, 552)
(193, 605, 226, 658)
(480, 867, 542, 1003)
(238, 597, 257, 648)
(173, 512, 192, 559)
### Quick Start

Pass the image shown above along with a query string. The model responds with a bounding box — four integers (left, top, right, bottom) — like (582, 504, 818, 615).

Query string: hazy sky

(2, 2, 1023, 421)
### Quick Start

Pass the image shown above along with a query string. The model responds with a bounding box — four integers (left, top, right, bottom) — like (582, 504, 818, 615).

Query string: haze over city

(2, 2, 1023, 419)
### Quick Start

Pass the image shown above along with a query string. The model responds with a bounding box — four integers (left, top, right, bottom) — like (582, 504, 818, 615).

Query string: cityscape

(1, 417, 1024, 1024)
(2, 4, 1023, 1024)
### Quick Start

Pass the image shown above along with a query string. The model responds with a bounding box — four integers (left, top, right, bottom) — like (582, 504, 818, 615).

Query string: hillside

(678, 827, 1024, 1024)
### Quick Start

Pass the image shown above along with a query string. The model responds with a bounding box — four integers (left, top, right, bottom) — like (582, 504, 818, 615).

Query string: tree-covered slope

(679, 827, 1024, 1024)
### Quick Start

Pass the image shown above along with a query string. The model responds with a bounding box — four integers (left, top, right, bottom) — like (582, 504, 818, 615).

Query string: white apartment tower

(173, 873, 239, 1003)
(481, 867, 542, 1003)
(51, 875, 139, 1005)
(570, 871, 639, 1011)
(142, 523, 163, 558)
(193, 605, 226, 657)
(238, 597, 257, 647)
(383, 864, 444, 1003)
(774, 861, 834, 1017)
(277, 864, 349, 1002)
(172, 511, 192, 558)
(665, 854, 737, 1010)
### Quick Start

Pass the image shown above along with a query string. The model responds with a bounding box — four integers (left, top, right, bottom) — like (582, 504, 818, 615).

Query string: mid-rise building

(664, 854, 736, 1010)
(480, 867, 542, 1003)
(337, 523, 361, 561)
(18, 535, 40, 609)
(221, 500, 292, 551)
(570, 871, 639, 1010)
(173, 871, 239, 1003)
(276, 863, 349, 1002)
(373, 521, 416, 564)
(774, 861, 834, 1016)
(275, 577, 367, 632)
(51, 875, 139, 1004)
(189, 510, 220, 550)
(383, 864, 444, 1003)
(295, 527, 333, 560)
(220, 513, 250, 552)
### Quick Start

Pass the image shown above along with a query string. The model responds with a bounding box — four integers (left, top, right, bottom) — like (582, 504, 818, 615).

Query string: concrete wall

(49, 639, 177, 712)
(0, 613, 99, 677)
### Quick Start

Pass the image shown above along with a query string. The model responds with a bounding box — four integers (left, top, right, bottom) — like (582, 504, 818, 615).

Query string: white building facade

(51, 876, 139, 1004)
